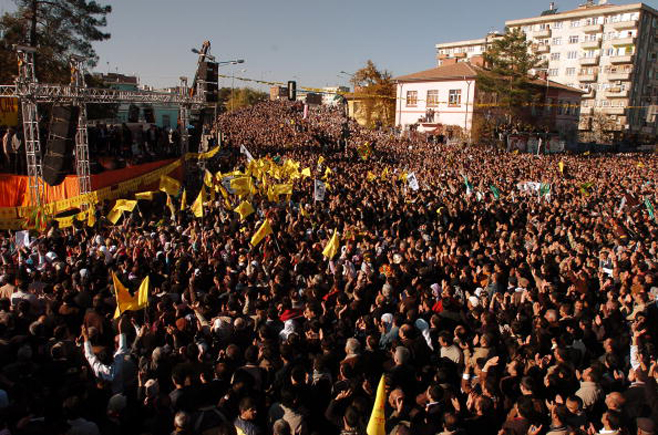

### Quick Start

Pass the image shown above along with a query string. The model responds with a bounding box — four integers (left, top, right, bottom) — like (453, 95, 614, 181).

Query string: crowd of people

(0, 100, 656, 435)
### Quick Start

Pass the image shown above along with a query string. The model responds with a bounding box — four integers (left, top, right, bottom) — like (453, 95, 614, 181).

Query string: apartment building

(435, 32, 502, 66)
(436, 1, 658, 139)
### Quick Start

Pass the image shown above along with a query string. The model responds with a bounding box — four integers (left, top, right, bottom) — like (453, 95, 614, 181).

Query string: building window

(448, 89, 462, 106)
(571, 20, 581, 28)
(406, 90, 418, 107)
(567, 51, 578, 59)
(426, 90, 439, 107)
(566, 67, 576, 76)
(548, 68, 559, 76)
(569, 35, 579, 44)
(553, 21, 563, 29)
(552, 37, 562, 45)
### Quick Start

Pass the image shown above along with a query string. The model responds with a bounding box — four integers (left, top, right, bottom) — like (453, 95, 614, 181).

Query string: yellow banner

(0, 98, 19, 127)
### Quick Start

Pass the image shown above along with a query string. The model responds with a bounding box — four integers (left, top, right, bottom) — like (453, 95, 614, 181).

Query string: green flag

(490, 185, 500, 200)
(463, 175, 473, 195)
(540, 183, 551, 197)
(646, 198, 655, 220)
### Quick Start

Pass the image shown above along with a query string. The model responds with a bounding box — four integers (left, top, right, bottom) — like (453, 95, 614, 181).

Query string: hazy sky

(2, 0, 657, 90)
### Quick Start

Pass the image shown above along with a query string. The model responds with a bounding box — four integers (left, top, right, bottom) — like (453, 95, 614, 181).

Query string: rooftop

(394, 62, 584, 94)
(506, 2, 657, 26)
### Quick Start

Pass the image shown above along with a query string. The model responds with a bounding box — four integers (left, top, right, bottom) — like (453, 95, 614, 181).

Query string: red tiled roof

(394, 63, 481, 82)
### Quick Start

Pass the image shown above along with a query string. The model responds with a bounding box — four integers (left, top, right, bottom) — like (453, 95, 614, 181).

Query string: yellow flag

(274, 183, 293, 196)
(367, 375, 386, 435)
(322, 229, 340, 259)
(367, 172, 376, 182)
(217, 183, 229, 200)
(107, 208, 123, 225)
(318, 156, 325, 167)
(87, 209, 96, 227)
(230, 177, 252, 196)
(301, 167, 311, 178)
(113, 273, 149, 319)
(135, 191, 155, 201)
(323, 167, 332, 180)
(114, 199, 138, 213)
(159, 175, 181, 197)
(381, 167, 389, 179)
(638, 162, 645, 168)
(180, 188, 187, 211)
(234, 201, 255, 220)
(166, 194, 176, 217)
(204, 170, 214, 187)
(190, 187, 205, 218)
(250, 220, 273, 247)
(300, 206, 309, 218)
(558, 161, 564, 174)
(584, 151, 591, 156)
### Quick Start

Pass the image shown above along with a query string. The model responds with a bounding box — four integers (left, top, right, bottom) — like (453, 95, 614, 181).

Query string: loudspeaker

(43, 105, 78, 186)
(288, 81, 296, 101)
(199, 61, 218, 83)
(205, 82, 218, 103)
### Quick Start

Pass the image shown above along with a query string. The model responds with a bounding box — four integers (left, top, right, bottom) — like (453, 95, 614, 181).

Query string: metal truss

(2, 45, 207, 208)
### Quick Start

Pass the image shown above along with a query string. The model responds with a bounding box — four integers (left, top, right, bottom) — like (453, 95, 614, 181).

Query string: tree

(476, 28, 546, 123)
(226, 88, 268, 112)
(0, 0, 111, 84)
(350, 60, 395, 128)
(581, 112, 617, 144)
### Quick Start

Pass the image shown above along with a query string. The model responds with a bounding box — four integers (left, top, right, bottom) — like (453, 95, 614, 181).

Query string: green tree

(477, 28, 546, 123)
(350, 60, 395, 128)
(226, 88, 268, 112)
(0, 0, 111, 84)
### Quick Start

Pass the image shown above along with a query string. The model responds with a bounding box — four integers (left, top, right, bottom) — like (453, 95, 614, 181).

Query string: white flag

(617, 196, 627, 213)
(239, 144, 255, 162)
(407, 172, 419, 191)
(314, 179, 326, 201)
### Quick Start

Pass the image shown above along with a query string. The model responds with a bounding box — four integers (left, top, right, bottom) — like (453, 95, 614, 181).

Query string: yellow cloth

(106, 208, 123, 225)
(367, 375, 387, 435)
(135, 191, 155, 201)
(250, 219, 273, 247)
(87, 209, 96, 227)
(322, 229, 340, 259)
(180, 189, 187, 211)
(159, 175, 181, 196)
(234, 201, 255, 220)
(166, 194, 176, 217)
(301, 167, 311, 178)
(190, 187, 205, 218)
(274, 183, 293, 196)
(558, 161, 564, 174)
(113, 273, 149, 319)
(114, 199, 138, 213)
(204, 170, 214, 187)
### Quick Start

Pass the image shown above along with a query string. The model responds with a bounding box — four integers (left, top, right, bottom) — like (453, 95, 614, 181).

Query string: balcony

(610, 20, 637, 31)
(611, 37, 636, 46)
(454, 52, 467, 58)
(582, 23, 603, 33)
(578, 73, 598, 82)
(606, 88, 629, 98)
(607, 71, 632, 81)
(582, 89, 596, 99)
(535, 29, 552, 38)
(602, 106, 627, 115)
(580, 56, 600, 66)
(581, 39, 601, 49)
(610, 55, 634, 64)
(533, 44, 550, 53)
(641, 126, 655, 134)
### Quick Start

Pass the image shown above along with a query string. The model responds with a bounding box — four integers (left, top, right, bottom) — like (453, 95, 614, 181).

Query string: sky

(2, 0, 658, 91)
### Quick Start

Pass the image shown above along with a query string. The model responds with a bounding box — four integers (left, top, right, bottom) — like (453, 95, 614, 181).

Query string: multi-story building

(435, 32, 502, 66)
(435, 1, 658, 140)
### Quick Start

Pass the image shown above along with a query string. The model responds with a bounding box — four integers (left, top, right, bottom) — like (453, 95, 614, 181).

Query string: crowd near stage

(0, 100, 656, 435)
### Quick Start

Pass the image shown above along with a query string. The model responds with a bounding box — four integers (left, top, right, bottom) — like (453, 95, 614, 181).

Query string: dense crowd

(0, 100, 657, 435)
